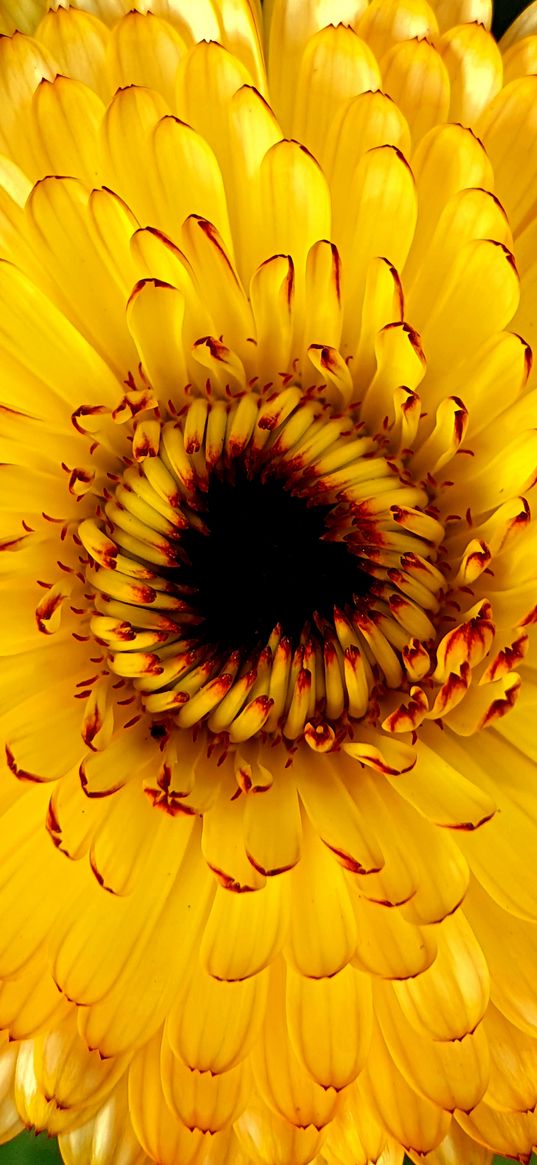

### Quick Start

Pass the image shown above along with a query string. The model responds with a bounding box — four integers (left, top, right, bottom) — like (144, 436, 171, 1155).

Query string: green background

(0, 0, 533, 1162)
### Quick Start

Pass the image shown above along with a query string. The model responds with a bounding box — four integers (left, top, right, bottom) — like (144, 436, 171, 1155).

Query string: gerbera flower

(0, 2, 536, 1164)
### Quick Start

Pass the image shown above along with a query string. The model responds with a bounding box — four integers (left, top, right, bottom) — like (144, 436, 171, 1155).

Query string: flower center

(178, 465, 371, 656)
(79, 388, 446, 749)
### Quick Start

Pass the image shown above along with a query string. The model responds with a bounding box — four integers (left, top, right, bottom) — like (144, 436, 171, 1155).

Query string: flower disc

(78, 390, 447, 753)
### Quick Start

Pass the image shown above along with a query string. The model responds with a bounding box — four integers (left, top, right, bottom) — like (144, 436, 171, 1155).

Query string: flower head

(0, 2, 537, 1163)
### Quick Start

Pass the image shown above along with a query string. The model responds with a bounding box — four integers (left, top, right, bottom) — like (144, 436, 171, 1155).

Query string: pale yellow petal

(106, 10, 186, 108)
(292, 24, 380, 162)
(381, 38, 450, 147)
(439, 23, 502, 125)
(266, 0, 369, 131)
(36, 8, 110, 99)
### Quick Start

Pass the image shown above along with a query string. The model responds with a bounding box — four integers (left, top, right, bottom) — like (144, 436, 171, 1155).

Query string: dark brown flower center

(177, 463, 371, 657)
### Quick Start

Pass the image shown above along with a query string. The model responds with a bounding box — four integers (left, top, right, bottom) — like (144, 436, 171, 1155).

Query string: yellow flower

(0, 2, 536, 1163)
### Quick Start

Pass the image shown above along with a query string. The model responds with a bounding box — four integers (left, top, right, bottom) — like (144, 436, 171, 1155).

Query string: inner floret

(79, 388, 446, 748)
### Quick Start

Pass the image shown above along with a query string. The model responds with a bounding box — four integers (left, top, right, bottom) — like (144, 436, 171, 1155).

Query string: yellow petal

(386, 737, 496, 830)
(0, 32, 56, 178)
(352, 893, 437, 980)
(432, 0, 491, 32)
(353, 255, 404, 394)
(432, 330, 528, 442)
(126, 277, 188, 403)
(227, 83, 282, 283)
(253, 959, 339, 1129)
(88, 778, 160, 896)
(25, 175, 136, 376)
(0, 260, 122, 413)
(407, 1120, 493, 1165)
(201, 873, 288, 981)
(393, 910, 489, 1041)
(341, 768, 418, 908)
(35, 8, 110, 99)
(14, 1040, 88, 1136)
(33, 1010, 127, 1114)
(406, 187, 512, 335)
(1, 672, 85, 783)
(0, 153, 31, 210)
(59, 1078, 146, 1165)
(484, 1001, 537, 1112)
(130, 228, 212, 367)
(296, 750, 384, 875)
(181, 214, 254, 366)
(477, 75, 537, 234)
(438, 724, 537, 921)
(77, 828, 215, 1056)
(243, 766, 302, 877)
(456, 1102, 537, 1161)
(512, 216, 537, 354)
(236, 1100, 325, 1165)
(52, 817, 199, 1002)
(259, 138, 331, 311)
(439, 23, 502, 125)
(129, 1033, 208, 1165)
(107, 10, 186, 108)
(176, 39, 253, 212)
(167, 962, 267, 1074)
(46, 768, 104, 862)
(465, 877, 537, 1039)
(89, 184, 140, 298)
(249, 254, 295, 384)
(292, 24, 380, 162)
(79, 723, 152, 798)
(202, 780, 266, 893)
(0, 0, 45, 36)
(218, 0, 267, 94)
(303, 239, 343, 355)
(266, 0, 369, 131)
(361, 1020, 450, 1156)
(161, 1032, 249, 1133)
(102, 84, 169, 226)
(151, 0, 221, 43)
(376, 981, 489, 1113)
(152, 113, 233, 253)
(503, 33, 537, 84)
(338, 145, 417, 353)
(286, 815, 357, 977)
(0, 963, 69, 1043)
(286, 962, 372, 1090)
(31, 74, 105, 185)
(381, 38, 450, 146)
(357, 0, 439, 60)
(419, 238, 519, 376)
(405, 123, 493, 286)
